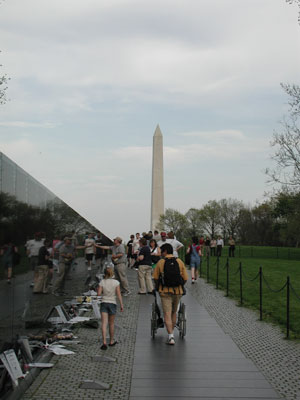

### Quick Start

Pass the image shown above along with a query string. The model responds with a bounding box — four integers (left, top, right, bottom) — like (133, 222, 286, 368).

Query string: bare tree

(266, 84, 300, 188)
(266, 118, 300, 188)
(285, 0, 300, 25)
(0, 73, 9, 105)
(281, 83, 300, 116)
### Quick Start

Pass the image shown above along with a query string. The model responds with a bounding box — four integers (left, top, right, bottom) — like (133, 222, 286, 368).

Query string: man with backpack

(153, 243, 188, 345)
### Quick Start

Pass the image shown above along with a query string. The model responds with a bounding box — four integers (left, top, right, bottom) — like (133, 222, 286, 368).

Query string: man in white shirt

(85, 233, 95, 275)
(216, 236, 224, 257)
(157, 232, 168, 248)
(166, 231, 184, 258)
(26, 233, 44, 287)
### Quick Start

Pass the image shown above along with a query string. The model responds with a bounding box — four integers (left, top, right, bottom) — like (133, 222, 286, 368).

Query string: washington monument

(151, 125, 164, 231)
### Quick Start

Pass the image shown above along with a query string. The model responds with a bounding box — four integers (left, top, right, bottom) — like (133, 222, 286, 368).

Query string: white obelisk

(151, 125, 164, 231)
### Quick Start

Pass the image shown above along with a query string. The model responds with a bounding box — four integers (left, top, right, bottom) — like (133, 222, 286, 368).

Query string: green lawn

(225, 245, 300, 260)
(199, 255, 300, 339)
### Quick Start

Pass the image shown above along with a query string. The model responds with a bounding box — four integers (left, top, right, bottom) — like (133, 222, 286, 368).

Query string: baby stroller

(150, 290, 186, 339)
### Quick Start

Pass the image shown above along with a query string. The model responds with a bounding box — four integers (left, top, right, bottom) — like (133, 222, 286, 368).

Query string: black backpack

(161, 257, 184, 288)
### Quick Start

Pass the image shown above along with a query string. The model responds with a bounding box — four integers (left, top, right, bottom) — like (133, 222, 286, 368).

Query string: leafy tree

(185, 208, 203, 237)
(218, 198, 245, 241)
(252, 203, 277, 246)
(199, 200, 221, 238)
(273, 191, 300, 246)
(157, 208, 188, 241)
(237, 208, 255, 244)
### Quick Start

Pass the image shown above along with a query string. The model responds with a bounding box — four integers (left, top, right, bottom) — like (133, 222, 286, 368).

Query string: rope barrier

(262, 273, 288, 293)
(241, 269, 260, 282)
(232, 265, 240, 276)
(221, 261, 228, 270)
(289, 282, 300, 302)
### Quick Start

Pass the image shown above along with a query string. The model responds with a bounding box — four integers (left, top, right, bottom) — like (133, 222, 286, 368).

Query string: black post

(259, 267, 262, 321)
(199, 257, 202, 278)
(207, 255, 210, 283)
(288, 248, 290, 260)
(287, 276, 290, 339)
(239, 246, 241, 258)
(277, 247, 279, 259)
(239, 262, 243, 305)
(216, 257, 219, 289)
(226, 258, 229, 297)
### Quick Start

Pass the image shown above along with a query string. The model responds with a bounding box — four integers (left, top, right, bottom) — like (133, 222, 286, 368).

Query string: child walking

(97, 264, 124, 350)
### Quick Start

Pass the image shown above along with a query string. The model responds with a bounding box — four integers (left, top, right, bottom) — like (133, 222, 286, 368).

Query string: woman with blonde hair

(97, 264, 123, 350)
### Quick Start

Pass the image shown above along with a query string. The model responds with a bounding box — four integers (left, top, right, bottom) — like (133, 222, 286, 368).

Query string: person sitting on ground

(97, 264, 123, 350)
(153, 243, 188, 345)
(186, 237, 202, 284)
(137, 238, 154, 294)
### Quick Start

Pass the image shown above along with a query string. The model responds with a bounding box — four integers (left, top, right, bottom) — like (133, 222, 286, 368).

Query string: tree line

(157, 191, 300, 247)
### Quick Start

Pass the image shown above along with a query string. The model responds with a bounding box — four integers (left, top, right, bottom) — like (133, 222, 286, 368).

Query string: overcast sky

(0, 0, 300, 240)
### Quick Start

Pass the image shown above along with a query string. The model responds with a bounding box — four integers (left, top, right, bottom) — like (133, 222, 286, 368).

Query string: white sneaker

(167, 337, 175, 345)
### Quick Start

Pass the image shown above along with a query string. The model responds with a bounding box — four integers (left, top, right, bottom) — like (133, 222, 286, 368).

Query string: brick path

(20, 264, 300, 399)
(22, 264, 140, 400)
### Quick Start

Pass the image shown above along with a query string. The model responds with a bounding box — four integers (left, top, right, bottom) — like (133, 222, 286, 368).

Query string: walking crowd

(0, 229, 234, 347)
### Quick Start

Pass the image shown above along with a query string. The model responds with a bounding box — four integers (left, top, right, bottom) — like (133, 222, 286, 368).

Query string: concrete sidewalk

(130, 290, 281, 399)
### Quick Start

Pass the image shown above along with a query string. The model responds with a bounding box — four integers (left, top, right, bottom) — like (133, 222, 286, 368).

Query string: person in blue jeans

(186, 237, 202, 284)
(97, 264, 124, 350)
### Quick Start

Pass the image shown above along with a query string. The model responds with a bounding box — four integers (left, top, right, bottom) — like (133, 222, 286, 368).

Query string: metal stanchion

(287, 276, 290, 339)
(259, 267, 262, 321)
(239, 262, 243, 305)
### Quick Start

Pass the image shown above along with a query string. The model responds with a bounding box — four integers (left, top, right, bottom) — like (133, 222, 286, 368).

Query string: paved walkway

(130, 291, 280, 399)
(18, 263, 300, 399)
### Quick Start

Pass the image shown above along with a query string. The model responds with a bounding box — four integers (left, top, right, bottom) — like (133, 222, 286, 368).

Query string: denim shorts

(190, 257, 200, 268)
(100, 302, 117, 315)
